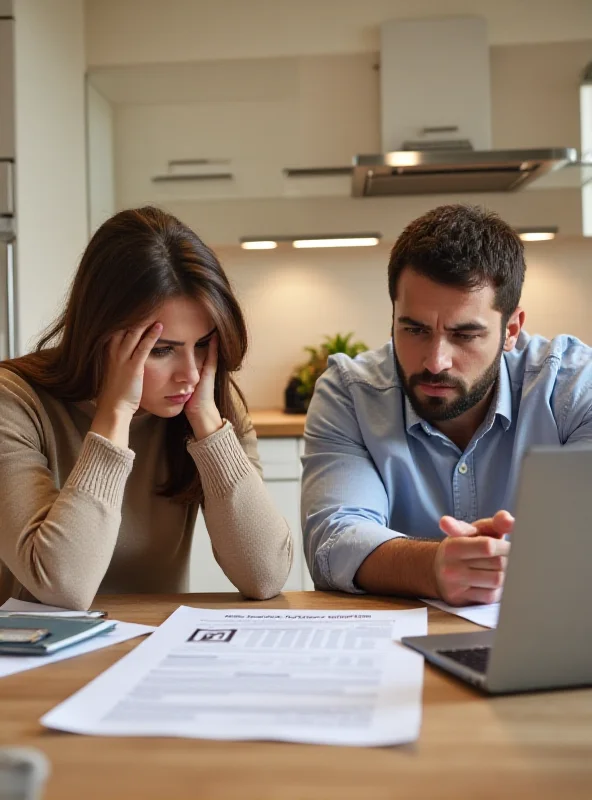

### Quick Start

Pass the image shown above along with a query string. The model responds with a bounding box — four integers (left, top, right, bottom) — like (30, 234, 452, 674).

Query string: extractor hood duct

(352, 16, 577, 197)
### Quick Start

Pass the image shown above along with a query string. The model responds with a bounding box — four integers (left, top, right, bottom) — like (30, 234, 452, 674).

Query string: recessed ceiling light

(292, 236, 381, 248)
(239, 240, 278, 250)
(516, 227, 558, 242)
(239, 233, 382, 249)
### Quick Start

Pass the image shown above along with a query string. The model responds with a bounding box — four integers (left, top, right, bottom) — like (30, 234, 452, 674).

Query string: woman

(0, 207, 293, 609)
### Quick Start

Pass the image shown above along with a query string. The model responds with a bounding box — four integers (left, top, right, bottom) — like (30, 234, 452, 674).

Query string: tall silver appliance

(0, 0, 16, 359)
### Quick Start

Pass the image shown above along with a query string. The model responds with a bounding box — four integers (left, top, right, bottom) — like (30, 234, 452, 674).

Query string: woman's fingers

(202, 332, 218, 375)
(120, 324, 153, 360)
(130, 322, 163, 366)
(107, 330, 126, 359)
(110, 322, 163, 362)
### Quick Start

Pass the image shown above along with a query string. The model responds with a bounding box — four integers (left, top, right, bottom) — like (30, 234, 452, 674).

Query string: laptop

(402, 446, 592, 694)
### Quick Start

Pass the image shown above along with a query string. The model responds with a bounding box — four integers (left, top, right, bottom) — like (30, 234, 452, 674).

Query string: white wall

(85, 0, 592, 67)
(491, 40, 589, 152)
(87, 82, 115, 235)
(219, 236, 592, 409)
(581, 82, 592, 236)
(520, 237, 592, 342)
(13, 0, 87, 351)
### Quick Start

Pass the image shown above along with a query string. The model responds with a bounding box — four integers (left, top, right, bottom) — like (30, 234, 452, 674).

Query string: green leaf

(290, 331, 369, 404)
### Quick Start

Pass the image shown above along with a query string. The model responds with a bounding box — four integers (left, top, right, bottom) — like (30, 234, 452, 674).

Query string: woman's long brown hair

(1, 206, 248, 502)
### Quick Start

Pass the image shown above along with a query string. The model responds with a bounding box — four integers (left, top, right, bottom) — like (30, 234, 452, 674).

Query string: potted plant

(284, 332, 368, 413)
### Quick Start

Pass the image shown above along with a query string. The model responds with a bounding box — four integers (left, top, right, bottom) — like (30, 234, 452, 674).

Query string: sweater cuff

(187, 420, 254, 498)
(65, 432, 135, 508)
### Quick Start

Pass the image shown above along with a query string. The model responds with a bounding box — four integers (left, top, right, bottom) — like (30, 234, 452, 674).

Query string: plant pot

(283, 376, 309, 414)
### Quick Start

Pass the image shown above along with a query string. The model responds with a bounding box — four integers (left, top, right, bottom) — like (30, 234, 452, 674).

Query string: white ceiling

(85, 0, 592, 68)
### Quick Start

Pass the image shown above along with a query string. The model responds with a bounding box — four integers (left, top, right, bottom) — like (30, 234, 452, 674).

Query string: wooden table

(1, 592, 591, 800)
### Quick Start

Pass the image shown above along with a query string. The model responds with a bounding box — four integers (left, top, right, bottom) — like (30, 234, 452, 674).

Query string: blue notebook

(0, 615, 116, 655)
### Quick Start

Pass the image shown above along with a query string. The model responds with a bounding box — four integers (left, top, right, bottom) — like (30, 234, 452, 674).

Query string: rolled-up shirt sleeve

(301, 359, 405, 593)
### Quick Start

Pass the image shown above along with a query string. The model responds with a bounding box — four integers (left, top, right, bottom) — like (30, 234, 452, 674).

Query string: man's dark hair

(388, 204, 526, 319)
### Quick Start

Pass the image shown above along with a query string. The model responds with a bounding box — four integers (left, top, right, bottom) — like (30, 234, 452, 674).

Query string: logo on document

(189, 628, 237, 643)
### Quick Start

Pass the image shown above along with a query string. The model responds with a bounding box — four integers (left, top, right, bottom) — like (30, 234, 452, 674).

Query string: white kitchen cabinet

(104, 52, 379, 212)
(264, 479, 307, 592)
(189, 437, 313, 593)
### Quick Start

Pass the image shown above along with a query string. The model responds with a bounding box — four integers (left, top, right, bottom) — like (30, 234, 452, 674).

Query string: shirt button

(458, 463, 468, 475)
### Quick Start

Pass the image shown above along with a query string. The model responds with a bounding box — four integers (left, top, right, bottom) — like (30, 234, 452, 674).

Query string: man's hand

(433, 511, 513, 606)
(440, 510, 514, 540)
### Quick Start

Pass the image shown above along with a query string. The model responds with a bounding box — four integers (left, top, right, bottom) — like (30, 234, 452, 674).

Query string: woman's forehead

(149, 297, 214, 338)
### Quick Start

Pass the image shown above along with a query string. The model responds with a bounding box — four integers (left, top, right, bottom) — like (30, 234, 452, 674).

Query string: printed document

(42, 606, 427, 746)
(423, 599, 499, 628)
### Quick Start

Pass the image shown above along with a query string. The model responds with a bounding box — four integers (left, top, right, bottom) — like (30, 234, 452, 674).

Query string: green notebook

(0, 615, 116, 655)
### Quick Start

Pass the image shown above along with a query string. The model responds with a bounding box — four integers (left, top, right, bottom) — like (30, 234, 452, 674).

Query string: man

(301, 204, 592, 605)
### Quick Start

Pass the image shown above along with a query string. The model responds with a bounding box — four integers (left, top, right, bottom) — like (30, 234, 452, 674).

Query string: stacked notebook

(0, 615, 116, 655)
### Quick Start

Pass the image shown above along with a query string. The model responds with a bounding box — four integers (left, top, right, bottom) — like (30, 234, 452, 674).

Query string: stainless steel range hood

(352, 17, 578, 197)
(352, 148, 578, 197)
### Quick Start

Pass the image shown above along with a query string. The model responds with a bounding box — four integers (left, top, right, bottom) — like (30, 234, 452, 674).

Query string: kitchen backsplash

(219, 236, 592, 409)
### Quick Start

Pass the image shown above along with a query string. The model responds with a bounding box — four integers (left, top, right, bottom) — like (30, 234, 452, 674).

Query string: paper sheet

(423, 599, 499, 628)
(41, 606, 427, 747)
(0, 598, 105, 618)
(0, 599, 155, 679)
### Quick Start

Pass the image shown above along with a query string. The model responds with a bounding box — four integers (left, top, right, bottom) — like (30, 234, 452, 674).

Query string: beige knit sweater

(0, 368, 293, 609)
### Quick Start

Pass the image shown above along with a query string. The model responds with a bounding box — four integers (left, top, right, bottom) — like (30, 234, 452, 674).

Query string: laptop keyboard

(437, 646, 491, 674)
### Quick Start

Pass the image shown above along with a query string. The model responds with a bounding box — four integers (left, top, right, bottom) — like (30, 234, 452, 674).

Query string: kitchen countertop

(249, 409, 306, 437)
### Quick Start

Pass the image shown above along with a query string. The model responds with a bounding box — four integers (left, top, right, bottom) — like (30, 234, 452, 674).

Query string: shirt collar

(403, 356, 513, 435)
(494, 356, 513, 431)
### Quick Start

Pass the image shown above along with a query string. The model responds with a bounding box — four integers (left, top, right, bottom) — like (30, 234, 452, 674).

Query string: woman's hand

(184, 333, 224, 440)
(91, 322, 163, 447)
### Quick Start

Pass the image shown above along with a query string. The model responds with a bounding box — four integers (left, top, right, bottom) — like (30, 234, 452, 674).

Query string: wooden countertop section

(249, 409, 306, 437)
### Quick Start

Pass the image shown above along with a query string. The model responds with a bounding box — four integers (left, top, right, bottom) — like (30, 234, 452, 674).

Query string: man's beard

(395, 341, 503, 424)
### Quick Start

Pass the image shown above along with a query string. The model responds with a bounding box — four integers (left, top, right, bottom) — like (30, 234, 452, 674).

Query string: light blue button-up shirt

(301, 332, 592, 593)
